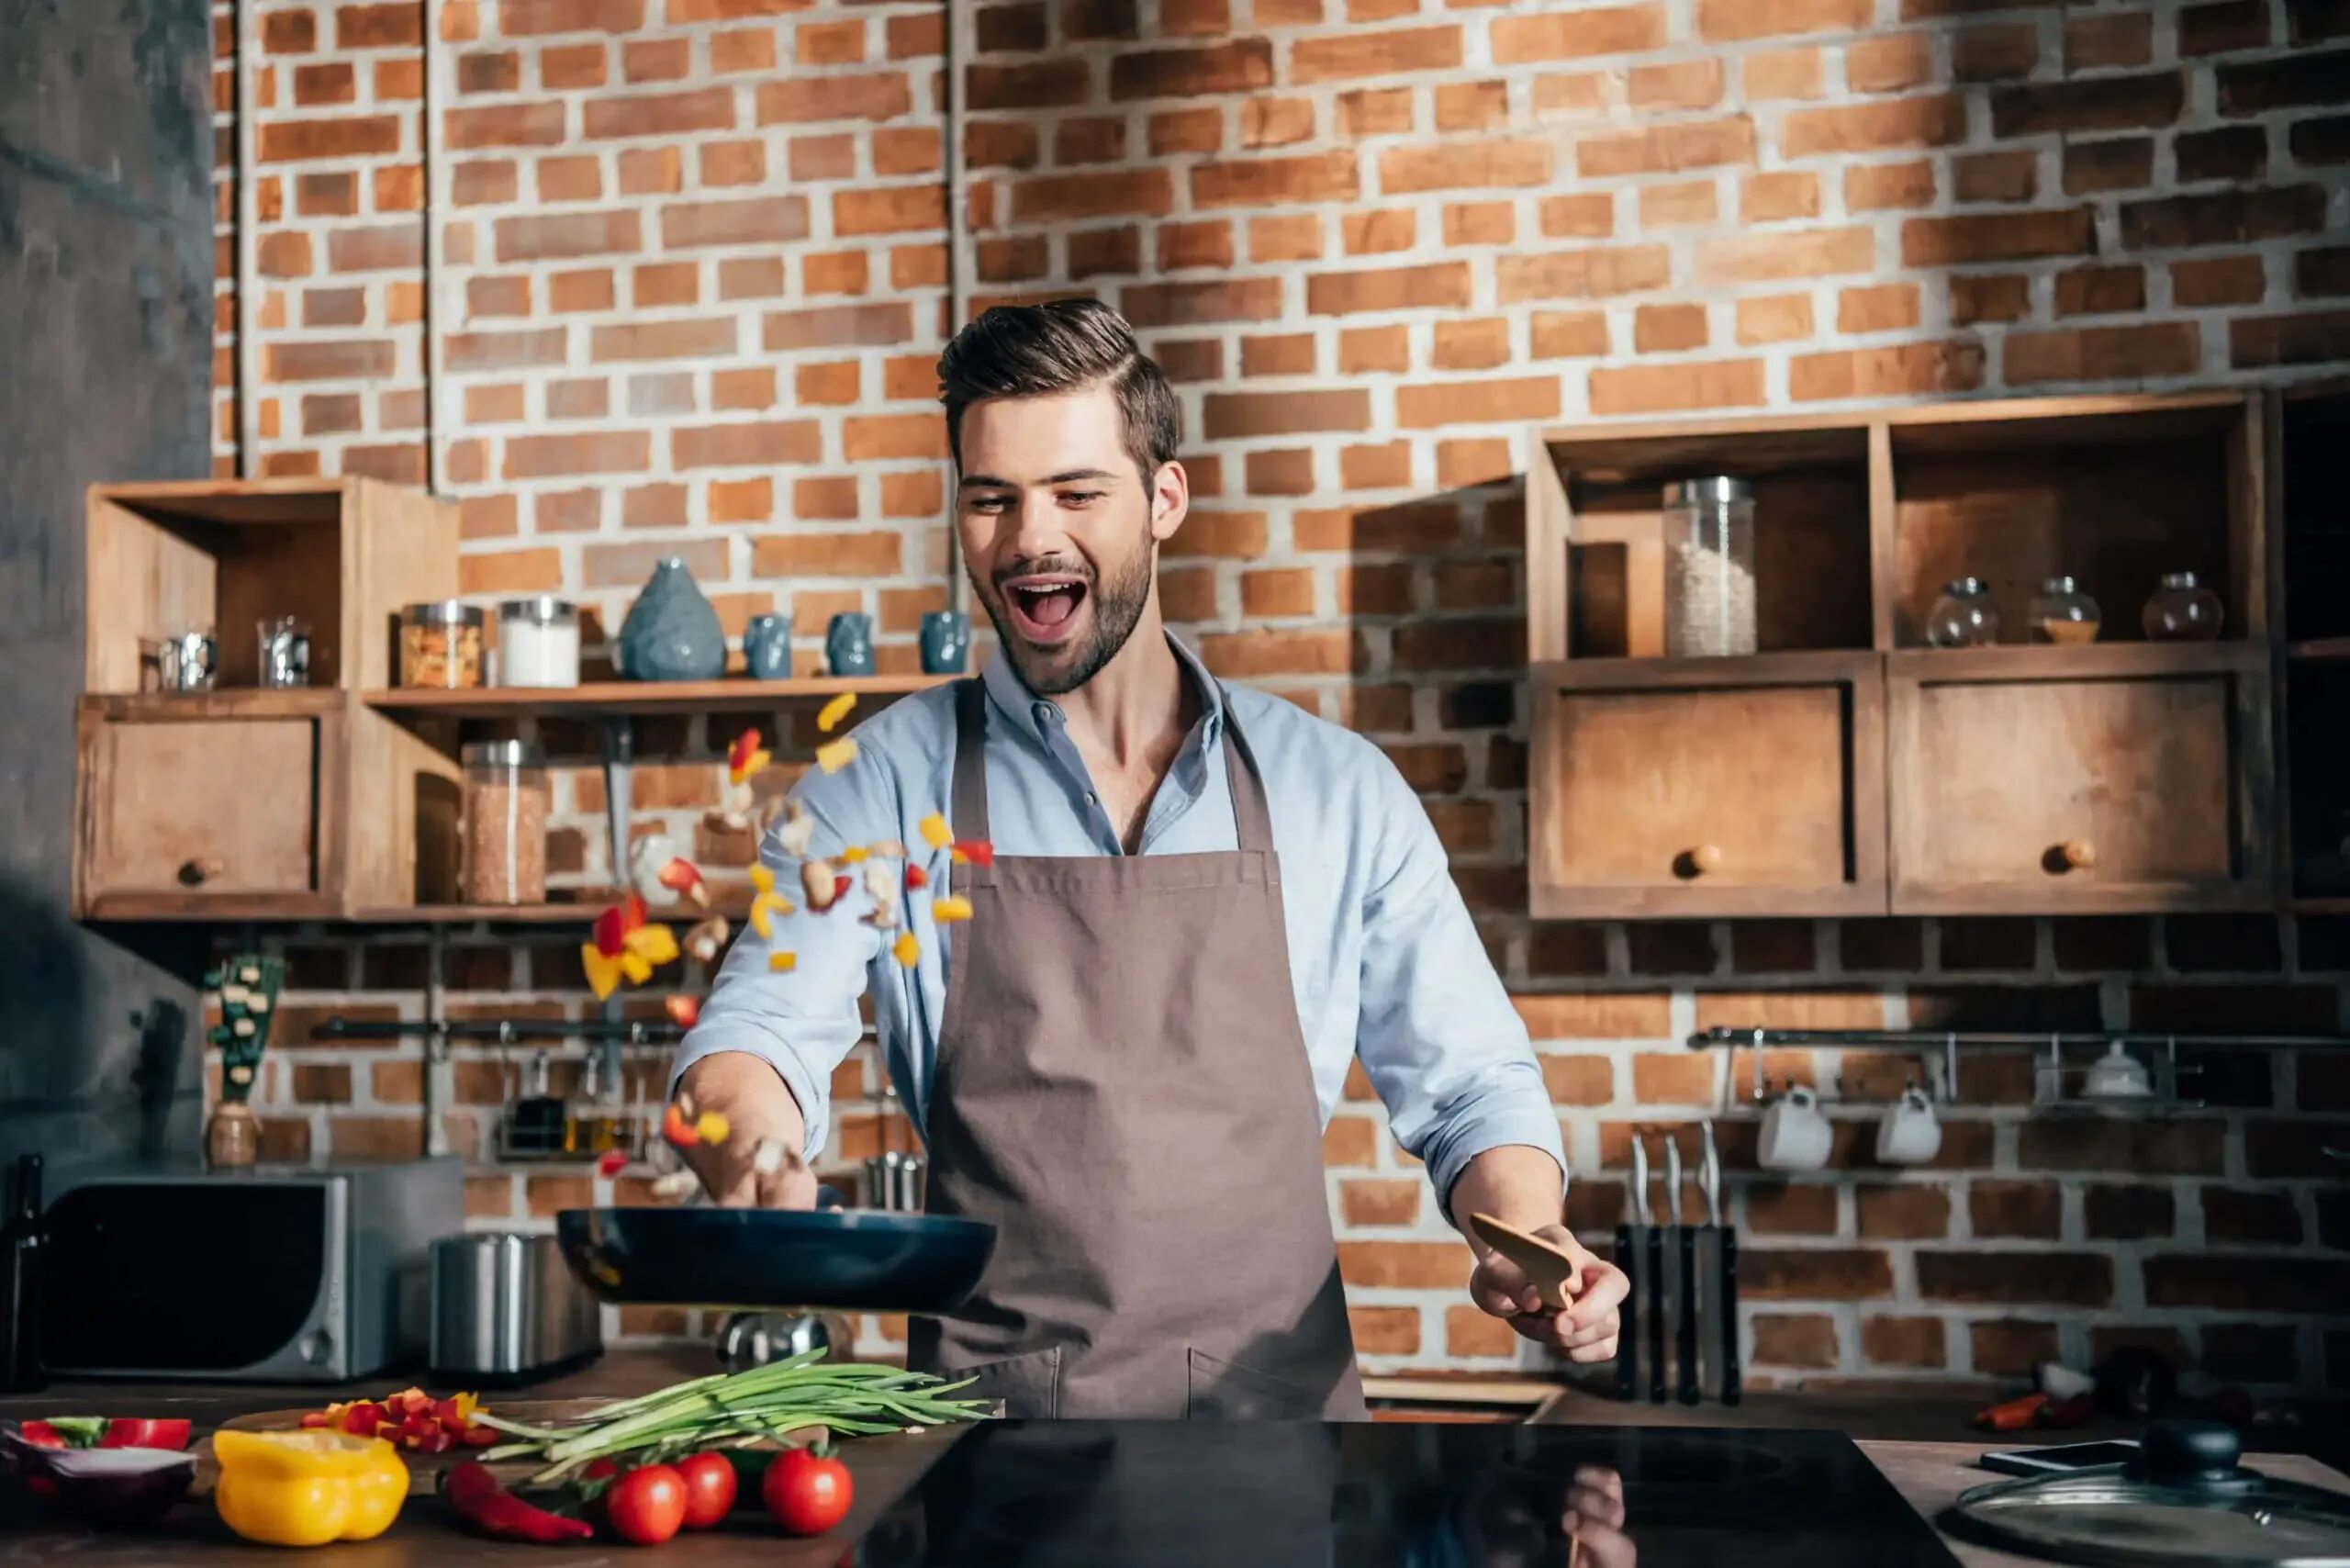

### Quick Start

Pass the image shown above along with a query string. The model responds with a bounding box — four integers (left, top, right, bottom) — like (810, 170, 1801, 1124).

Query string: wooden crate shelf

(364, 673, 944, 721)
(1524, 390, 2276, 919)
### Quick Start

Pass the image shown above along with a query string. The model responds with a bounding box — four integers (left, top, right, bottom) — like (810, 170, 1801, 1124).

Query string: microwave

(42, 1159, 461, 1382)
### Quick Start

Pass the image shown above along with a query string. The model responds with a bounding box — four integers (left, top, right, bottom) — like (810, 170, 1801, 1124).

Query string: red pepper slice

(598, 1148, 629, 1178)
(590, 894, 649, 958)
(664, 994, 701, 1029)
(726, 727, 763, 779)
(904, 863, 928, 891)
(443, 1461, 594, 1543)
(18, 1421, 68, 1450)
(98, 1418, 190, 1451)
(461, 1423, 500, 1449)
(663, 1103, 699, 1149)
(950, 839, 995, 868)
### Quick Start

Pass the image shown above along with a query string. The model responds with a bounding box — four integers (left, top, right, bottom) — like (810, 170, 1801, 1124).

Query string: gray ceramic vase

(617, 557, 726, 681)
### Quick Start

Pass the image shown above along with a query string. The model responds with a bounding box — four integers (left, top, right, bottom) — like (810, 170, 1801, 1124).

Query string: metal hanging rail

(1686, 1026, 2350, 1050)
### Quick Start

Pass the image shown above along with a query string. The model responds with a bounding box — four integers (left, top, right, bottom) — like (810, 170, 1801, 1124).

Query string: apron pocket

(1185, 1349, 1324, 1420)
(945, 1345, 1062, 1419)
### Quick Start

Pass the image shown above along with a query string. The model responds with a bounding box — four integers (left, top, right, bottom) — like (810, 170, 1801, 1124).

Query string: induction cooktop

(853, 1421, 1964, 1568)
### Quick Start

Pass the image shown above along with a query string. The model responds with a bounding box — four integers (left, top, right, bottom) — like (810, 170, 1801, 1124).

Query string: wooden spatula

(1468, 1213, 1581, 1311)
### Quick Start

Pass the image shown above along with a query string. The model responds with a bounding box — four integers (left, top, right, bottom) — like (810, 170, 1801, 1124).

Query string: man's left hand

(1467, 1225, 1628, 1361)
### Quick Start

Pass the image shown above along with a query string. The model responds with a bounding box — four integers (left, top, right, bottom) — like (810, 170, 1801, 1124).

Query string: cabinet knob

(2053, 840, 2097, 872)
(178, 857, 226, 886)
(1674, 845, 1724, 879)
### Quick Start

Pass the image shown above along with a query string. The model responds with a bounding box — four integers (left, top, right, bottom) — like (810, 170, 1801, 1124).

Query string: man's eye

(1058, 490, 1102, 506)
(969, 495, 1012, 513)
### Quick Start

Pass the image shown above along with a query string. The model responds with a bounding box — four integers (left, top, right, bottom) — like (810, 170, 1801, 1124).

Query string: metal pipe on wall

(941, 0, 969, 613)
(422, 0, 448, 495)
(233, 0, 258, 476)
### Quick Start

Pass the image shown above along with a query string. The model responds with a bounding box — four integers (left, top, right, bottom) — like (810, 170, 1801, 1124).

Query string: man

(674, 299, 1625, 1419)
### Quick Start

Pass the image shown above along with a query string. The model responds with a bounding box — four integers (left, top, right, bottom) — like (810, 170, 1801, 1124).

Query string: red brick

(754, 72, 912, 124)
(1192, 151, 1358, 208)
(674, 420, 821, 469)
(1699, 0, 1868, 37)
(2019, 1118, 2223, 1174)
(547, 268, 617, 313)
(1753, 1313, 1841, 1368)
(1444, 1305, 1517, 1360)
(2067, 9, 2154, 65)
(1436, 79, 1511, 130)
(1634, 303, 1707, 351)
(1491, 6, 1666, 61)
(1785, 95, 1965, 156)
(1163, 510, 1270, 560)
(1111, 38, 1273, 100)
(764, 301, 912, 351)
(1745, 1182, 1838, 1234)
(1742, 171, 1820, 223)
(1993, 73, 2188, 136)
(1838, 282, 1920, 332)
(1846, 33, 1931, 91)
(2121, 185, 2327, 248)
(1791, 341, 1985, 400)
(1589, 359, 1764, 416)
(1949, 274, 2031, 324)
(293, 61, 355, 105)
(1698, 227, 1874, 282)
(1055, 114, 1129, 163)
(2221, 50, 2350, 113)
(1202, 389, 1370, 440)
(1848, 160, 1937, 211)
(1954, 22, 2041, 80)
(1380, 138, 1552, 194)
(1954, 150, 2038, 204)
(2055, 263, 2146, 316)
(1736, 295, 1814, 343)
(1740, 1249, 1894, 1300)
(2057, 137, 2154, 194)
(1304, 262, 1469, 316)
(495, 209, 641, 262)
(502, 0, 642, 29)
(1637, 178, 1713, 222)
(1292, 26, 1463, 82)
(1578, 117, 1754, 176)
(2006, 322, 2200, 383)
(1498, 244, 1671, 300)
(584, 87, 734, 140)
(1012, 168, 1175, 222)
(264, 340, 395, 382)
(1340, 1178, 1421, 1227)
(1862, 1316, 1946, 1368)
(260, 8, 316, 51)
(1199, 629, 1360, 678)
(1972, 1320, 2060, 1376)
(257, 114, 401, 162)
(2143, 1254, 2342, 1313)
(1746, 46, 1824, 98)
(1239, 333, 1315, 376)
(1348, 1306, 1419, 1356)
(1902, 208, 2094, 264)
(968, 58, 1090, 110)
(1919, 1250, 2113, 1305)
(751, 532, 902, 577)
(1396, 378, 1558, 430)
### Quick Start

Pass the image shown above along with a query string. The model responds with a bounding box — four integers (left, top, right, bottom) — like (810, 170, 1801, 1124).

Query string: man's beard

(975, 542, 1155, 697)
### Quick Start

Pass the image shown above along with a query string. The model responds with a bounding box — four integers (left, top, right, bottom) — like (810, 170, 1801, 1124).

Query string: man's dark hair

(936, 299, 1181, 484)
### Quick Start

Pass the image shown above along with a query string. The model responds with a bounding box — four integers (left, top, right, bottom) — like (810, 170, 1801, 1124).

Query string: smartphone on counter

(1978, 1439, 2142, 1477)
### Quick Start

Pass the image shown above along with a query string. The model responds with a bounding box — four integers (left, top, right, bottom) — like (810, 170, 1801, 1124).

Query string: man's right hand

(674, 1052, 821, 1209)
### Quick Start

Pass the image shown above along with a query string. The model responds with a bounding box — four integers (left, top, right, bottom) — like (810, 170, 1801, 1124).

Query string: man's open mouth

(1002, 575, 1090, 646)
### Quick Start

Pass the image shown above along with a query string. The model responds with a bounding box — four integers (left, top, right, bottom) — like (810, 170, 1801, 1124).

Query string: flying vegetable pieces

(683, 914, 729, 965)
(696, 1111, 730, 1146)
(905, 863, 929, 891)
(933, 894, 974, 923)
(597, 1149, 629, 1178)
(777, 798, 815, 858)
(726, 728, 771, 787)
(663, 994, 701, 1029)
(768, 950, 796, 972)
(814, 737, 857, 775)
(816, 692, 857, 734)
(752, 1138, 786, 1176)
(892, 931, 921, 968)
(918, 812, 953, 850)
(651, 1170, 697, 1203)
(655, 857, 710, 908)
(861, 861, 900, 930)
(842, 845, 867, 864)
(801, 858, 842, 910)
(662, 1103, 699, 1148)
(949, 839, 996, 867)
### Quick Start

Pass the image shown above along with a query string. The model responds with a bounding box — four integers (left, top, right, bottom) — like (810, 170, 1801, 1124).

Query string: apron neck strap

(950, 676, 1278, 855)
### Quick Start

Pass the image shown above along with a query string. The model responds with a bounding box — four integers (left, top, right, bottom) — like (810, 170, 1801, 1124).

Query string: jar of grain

(462, 739, 548, 906)
(1662, 476, 1759, 658)
(399, 600, 487, 689)
(2029, 577, 2103, 644)
(494, 597, 581, 688)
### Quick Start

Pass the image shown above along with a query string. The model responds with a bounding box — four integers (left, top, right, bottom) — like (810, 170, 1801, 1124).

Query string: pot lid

(1950, 1423, 2350, 1568)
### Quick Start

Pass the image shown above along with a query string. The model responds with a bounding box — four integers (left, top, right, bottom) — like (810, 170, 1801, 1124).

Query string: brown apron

(906, 678, 1368, 1420)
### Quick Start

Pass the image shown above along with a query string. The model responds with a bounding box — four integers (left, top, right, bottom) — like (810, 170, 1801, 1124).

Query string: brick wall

(204, 0, 2350, 1386)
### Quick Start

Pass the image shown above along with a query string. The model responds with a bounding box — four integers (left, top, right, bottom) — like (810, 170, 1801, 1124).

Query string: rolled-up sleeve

(667, 762, 889, 1162)
(1354, 758, 1565, 1217)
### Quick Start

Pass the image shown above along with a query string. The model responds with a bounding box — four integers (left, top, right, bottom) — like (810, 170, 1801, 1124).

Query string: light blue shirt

(672, 634, 1565, 1212)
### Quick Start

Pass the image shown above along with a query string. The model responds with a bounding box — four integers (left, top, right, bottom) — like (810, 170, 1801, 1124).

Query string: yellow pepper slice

(768, 949, 796, 973)
(749, 865, 776, 895)
(214, 1430, 407, 1547)
(625, 923, 680, 967)
(748, 897, 774, 940)
(695, 1110, 732, 1145)
(842, 845, 868, 864)
(892, 931, 920, 968)
(918, 812, 953, 849)
(817, 692, 857, 733)
(815, 737, 857, 774)
(581, 943, 624, 1002)
(932, 894, 974, 923)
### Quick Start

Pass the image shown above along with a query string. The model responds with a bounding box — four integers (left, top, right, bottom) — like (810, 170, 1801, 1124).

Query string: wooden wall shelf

(364, 674, 945, 721)
(1524, 389, 2284, 919)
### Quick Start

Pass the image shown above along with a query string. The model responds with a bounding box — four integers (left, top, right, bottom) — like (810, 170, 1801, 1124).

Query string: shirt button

(1084, 792, 1098, 805)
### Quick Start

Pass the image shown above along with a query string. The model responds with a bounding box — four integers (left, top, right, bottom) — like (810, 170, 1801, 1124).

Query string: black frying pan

(556, 1206, 995, 1313)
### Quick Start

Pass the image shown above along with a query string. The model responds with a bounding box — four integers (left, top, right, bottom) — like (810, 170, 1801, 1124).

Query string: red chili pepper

(443, 1461, 594, 1544)
(1973, 1392, 2049, 1432)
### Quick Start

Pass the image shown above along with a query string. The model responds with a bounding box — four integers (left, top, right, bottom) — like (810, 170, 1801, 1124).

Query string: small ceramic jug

(744, 614, 794, 680)
(826, 612, 876, 678)
(920, 610, 970, 674)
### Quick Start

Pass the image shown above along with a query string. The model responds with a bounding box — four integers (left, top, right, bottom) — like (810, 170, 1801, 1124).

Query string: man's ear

(1147, 458, 1191, 545)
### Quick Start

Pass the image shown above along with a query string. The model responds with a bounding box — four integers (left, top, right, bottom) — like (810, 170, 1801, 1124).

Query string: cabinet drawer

(1887, 647, 2271, 913)
(74, 694, 345, 918)
(1529, 654, 1886, 917)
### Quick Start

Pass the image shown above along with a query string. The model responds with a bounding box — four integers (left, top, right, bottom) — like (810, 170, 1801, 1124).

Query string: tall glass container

(461, 739, 549, 906)
(1662, 476, 1758, 657)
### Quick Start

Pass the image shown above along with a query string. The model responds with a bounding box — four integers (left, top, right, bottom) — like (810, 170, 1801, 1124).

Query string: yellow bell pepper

(213, 1430, 407, 1547)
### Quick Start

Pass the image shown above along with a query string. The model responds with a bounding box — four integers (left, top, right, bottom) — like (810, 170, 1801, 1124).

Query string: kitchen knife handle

(1613, 1225, 1639, 1402)
(1719, 1227, 1741, 1407)
(1645, 1226, 1665, 1404)
(1676, 1226, 1700, 1406)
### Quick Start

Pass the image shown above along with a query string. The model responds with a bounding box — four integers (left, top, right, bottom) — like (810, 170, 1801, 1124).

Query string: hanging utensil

(1643, 1137, 1667, 1404)
(1616, 1137, 1647, 1402)
(1667, 1134, 1699, 1406)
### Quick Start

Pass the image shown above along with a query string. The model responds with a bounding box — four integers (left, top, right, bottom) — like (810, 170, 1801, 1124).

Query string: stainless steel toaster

(429, 1233, 602, 1384)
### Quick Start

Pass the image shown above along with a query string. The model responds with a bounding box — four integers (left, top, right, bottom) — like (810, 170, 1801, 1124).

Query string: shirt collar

(980, 631, 1226, 750)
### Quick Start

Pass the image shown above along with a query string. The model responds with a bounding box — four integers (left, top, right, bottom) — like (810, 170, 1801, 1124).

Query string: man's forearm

(1448, 1144, 1567, 1243)
(678, 1050, 808, 1150)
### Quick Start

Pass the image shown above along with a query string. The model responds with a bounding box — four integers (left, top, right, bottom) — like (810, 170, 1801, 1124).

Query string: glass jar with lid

(1662, 476, 1758, 658)
(2028, 577, 2102, 644)
(399, 600, 487, 689)
(2142, 572, 2224, 642)
(461, 739, 548, 906)
(1925, 577, 2001, 648)
(494, 597, 581, 688)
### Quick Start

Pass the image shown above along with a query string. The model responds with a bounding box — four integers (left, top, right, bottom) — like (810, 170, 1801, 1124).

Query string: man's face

(954, 386, 1185, 697)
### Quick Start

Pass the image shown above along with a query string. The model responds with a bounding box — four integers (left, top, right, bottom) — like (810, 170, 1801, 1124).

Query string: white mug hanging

(1758, 1085, 1833, 1171)
(1875, 1086, 1942, 1165)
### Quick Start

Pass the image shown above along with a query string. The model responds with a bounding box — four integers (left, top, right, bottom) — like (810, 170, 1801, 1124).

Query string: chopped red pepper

(664, 994, 700, 1029)
(663, 1103, 699, 1149)
(99, 1419, 191, 1451)
(655, 857, 709, 907)
(950, 839, 995, 868)
(598, 1148, 629, 1178)
(443, 1461, 594, 1544)
(590, 894, 648, 958)
(904, 863, 928, 891)
(833, 874, 853, 905)
(726, 728, 763, 778)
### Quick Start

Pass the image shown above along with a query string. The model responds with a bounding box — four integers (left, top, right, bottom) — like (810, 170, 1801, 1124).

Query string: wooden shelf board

(347, 900, 724, 925)
(79, 688, 346, 720)
(1885, 642, 2263, 681)
(2288, 638, 2350, 663)
(1533, 649, 1879, 692)
(2288, 896, 2350, 914)
(364, 674, 947, 719)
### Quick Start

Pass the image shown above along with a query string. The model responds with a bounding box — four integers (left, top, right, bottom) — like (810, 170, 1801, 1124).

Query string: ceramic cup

(826, 612, 876, 678)
(1874, 1086, 1942, 1165)
(744, 613, 794, 680)
(2083, 1042, 2153, 1099)
(920, 610, 970, 675)
(1758, 1085, 1833, 1171)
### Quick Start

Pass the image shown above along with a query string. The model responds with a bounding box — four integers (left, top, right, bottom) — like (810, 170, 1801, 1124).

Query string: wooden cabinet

(1524, 391, 2276, 918)
(72, 479, 460, 921)
(1530, 654, 1885, 917)
(1886, 647, 2271, 913)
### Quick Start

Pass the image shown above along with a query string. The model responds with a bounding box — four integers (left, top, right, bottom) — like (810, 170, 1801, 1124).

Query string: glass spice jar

(2143, 571, 2225, 642)
(461, 739, 548, 906)
(1925, 577, 2001, 648)
(493, 597, 580, 688)
(2029, 577, 2102, 644)
(1662, 476, 1758, 658)
(399, 600, 487, 689)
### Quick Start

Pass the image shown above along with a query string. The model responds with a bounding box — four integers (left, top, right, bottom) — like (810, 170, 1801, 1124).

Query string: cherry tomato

(605, 1463, 688, 1546)
(674, 1451, 737, 1530)
(763, 1448, 853, 1536)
